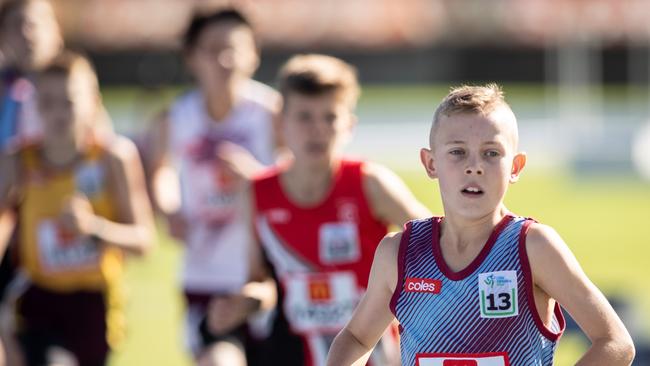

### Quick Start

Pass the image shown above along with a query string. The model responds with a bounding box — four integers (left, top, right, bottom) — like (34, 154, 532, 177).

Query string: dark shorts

(184, 291, 265, 365)
(15, 285, 109, 366)
(0, 226, 18, 302)
(0, 250, 16, 302)
(263, 311, 305, 366)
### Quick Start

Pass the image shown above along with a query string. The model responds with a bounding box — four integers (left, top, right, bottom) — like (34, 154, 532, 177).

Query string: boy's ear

(420, 148, 437, 179)
(347, 113, 358, 132)
(509, 152, 527, 183)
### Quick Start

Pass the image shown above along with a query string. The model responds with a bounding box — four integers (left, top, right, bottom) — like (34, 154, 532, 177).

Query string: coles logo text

(404, 278, 442, 294)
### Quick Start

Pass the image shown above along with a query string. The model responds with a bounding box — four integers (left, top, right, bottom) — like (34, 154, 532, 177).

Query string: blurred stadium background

(3, 0, 649, 364)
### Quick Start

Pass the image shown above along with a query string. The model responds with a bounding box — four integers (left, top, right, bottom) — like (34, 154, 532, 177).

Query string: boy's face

(420, 106, 526, 219)
(37, 72, 98, 143)
(282, 91, 356, 165)
(0, 0, 62, 72)
(186, 21, 258, 88)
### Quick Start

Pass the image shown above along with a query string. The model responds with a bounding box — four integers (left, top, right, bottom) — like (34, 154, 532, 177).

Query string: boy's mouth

(461, 185, 484, 197)
(305, 142, 328, 154)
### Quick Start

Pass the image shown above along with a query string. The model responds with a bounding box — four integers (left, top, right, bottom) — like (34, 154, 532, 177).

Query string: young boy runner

(208, 54, 431, 366)
(0, 51, 155, 366)
(146, 8, 281, 365)
(326, 84, 635, 366)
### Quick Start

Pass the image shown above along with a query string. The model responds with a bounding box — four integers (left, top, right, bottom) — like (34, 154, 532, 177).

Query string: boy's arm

(60, 136, 156, 256)
(102, 136, 156, 255)
(527, 223, 635, 365)
(146, 110, 189, 241)
(362, 162, 431, 227)
(327, 232, 400, 366)
(147, 110, 182, 216)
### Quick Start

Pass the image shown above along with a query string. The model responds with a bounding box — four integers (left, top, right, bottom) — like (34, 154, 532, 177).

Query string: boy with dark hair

(147, 7, 281, 366)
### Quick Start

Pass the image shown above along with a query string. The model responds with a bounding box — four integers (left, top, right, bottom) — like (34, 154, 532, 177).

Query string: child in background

(0, 51, 154, 366)
(209, 54, 431, 366)
(146, 8, 281, 366)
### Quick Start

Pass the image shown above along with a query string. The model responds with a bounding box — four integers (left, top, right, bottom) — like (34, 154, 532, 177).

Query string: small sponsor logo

(267, 208, 291, 223)
(404, 278, 442, 294)
(336, 201, 359, 222)
(308, 279, 332, 302)
(483, 274, 513, 289)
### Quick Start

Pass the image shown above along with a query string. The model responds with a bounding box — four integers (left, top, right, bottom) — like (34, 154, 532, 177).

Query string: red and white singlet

(253, 159, 393, 366)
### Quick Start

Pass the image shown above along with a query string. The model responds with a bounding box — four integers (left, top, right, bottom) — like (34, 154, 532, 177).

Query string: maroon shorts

(15, 285, 109, 366)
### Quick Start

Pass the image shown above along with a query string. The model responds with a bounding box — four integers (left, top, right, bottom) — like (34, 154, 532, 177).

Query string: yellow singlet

(17, 142, 125, 347)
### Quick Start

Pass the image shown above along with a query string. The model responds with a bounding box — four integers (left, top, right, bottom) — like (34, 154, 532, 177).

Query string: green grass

(107, 169, 650, 366)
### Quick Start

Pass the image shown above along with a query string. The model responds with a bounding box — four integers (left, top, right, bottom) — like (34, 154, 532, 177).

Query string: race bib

(416, 352, 510, 366)
(318, 222, 360, 265)
(478, 271, 518, 318)
(182, 162, 239, 224)
(37, 219, 100, 272)
(282, 271, 359, 334)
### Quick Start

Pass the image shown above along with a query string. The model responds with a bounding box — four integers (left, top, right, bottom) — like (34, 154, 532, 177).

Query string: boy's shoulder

(374, 231, 403, 265)
(359, 161, 401, 191)
(242, 79, 281, 111)
(523, 222, 569, 265)
(101, 134, 140, 165)
(525, 222, 561, 246)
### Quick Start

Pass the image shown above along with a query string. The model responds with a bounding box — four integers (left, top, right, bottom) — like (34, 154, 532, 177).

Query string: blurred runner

(0, 51, 155, 366)
(208, 54, 431, 366)
(146, 8, 282, 366)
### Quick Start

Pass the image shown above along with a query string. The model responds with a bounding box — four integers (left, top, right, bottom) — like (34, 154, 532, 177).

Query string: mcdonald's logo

(308, 279, 331, 302)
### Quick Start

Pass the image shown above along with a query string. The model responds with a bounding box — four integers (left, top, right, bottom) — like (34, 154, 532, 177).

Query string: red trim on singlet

(389, 220, 413, 316)
(432, 214, 514, 281)
(518, 219, 566, 341)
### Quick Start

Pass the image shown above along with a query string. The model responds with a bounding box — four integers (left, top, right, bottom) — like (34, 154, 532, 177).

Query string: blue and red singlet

(391, 215, 565, 366)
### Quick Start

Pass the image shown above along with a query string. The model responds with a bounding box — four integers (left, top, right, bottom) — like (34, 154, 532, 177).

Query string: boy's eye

(484, 150, 500, 157)
(325, 113, 337, 124)
(449, 149, 465, 156)
(297, 111, 312, 122)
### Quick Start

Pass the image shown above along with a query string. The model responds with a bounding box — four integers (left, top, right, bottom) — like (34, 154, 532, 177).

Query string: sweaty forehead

(430, 105, 519, 150)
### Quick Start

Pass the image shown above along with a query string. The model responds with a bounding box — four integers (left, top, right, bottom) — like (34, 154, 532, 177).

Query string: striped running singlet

(390, 215, 565, 366)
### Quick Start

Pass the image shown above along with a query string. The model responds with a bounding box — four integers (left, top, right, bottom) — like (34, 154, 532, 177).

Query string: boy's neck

(441, 206, 510, 250)
(202, 76, 245, 122)
(42, 136, 84, 169)
(280, 157, 341, 206)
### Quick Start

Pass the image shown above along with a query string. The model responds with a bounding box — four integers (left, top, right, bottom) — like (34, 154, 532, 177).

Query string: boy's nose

(465, 167, 484, 175)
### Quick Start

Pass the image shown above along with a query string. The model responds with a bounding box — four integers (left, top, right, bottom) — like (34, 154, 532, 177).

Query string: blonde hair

(428, 84, 518, 149)
(433, 84, 508, 123)
(277, 54, 360, 109)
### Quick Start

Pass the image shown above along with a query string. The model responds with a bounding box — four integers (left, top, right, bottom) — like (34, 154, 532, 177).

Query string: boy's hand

(206, 294, 260, 336)
(215, 141, 263, 182)
(59, 194, 99, 237)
